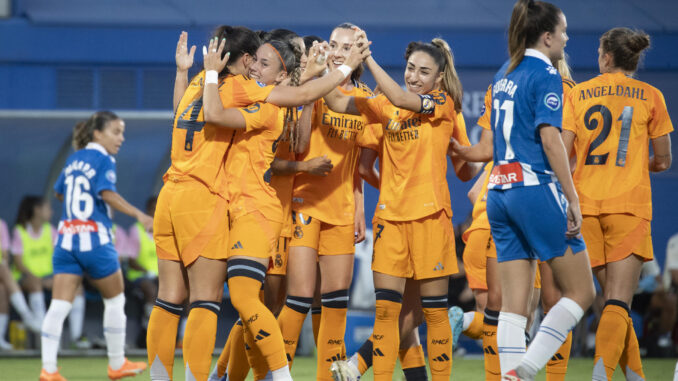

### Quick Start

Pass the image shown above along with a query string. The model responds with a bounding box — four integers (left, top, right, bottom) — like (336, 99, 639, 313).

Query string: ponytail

(507, 0, 562, 73)
(431, 38, 463, 113)
(72, 111, 119, 150)
(405, 38, 463, 113)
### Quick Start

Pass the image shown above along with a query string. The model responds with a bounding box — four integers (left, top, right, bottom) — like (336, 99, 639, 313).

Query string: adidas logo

(231, 241, 243, 250)
(286, 353, 292, 362)
(254, 329, 270, 342)
(432, 353, 450, 362)
(551, 353, 564, 361)
(433, 262, 444, 271)
(484, 346, 496, 355)
(325, 353, 345, 362)
(372, 348, 385, 357)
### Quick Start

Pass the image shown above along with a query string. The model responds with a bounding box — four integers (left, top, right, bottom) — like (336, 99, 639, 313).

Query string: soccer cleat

(107, 358, 147, 380)
(40, 368, 67, 381)
(448, 306, 464, 349)
(330, 360, 360, 381)
(502, 370, 523, 381)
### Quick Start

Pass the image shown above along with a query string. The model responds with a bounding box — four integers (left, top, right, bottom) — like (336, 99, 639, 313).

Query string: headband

(266, 43, 287, 73)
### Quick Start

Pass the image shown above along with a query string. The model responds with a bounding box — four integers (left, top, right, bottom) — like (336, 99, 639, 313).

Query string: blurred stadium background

(0, 0, 677, 376)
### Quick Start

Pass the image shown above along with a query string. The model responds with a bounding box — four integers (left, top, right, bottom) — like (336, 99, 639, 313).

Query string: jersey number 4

(64, 175, 94, 220)
(176, 97, 205, 151)
(584, 105, 633, 167)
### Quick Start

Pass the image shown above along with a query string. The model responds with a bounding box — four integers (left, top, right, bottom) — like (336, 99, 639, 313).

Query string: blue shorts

(53, 243, 120, 280)
(487, 183, 586, 263)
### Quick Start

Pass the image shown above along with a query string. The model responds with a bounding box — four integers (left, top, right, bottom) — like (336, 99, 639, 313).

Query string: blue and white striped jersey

(54, 142, 116, 252)
(488, 49, 563, 190)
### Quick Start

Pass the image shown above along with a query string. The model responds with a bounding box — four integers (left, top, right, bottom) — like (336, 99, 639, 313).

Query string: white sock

(103, 293, 126, 370)
(41, 299, 72, 373)
(463, 311, 475, 331)
(498, 311, 527, 375)
(68, 294, 86, 341)
(0, 313, 8, 341)
(10, 291, 34, 322)
(29, 291, 46, 324)
(271, 366, 291, 381)
(519, 297, 584, 377)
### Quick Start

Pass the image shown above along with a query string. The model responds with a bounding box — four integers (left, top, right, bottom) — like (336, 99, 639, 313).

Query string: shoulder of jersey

(562, 78, 576, 90)
(356, 82, 374, 97)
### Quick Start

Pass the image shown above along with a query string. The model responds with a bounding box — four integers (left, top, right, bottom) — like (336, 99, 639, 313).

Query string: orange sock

(147, 299, 183, 380)
(372, 289, 402, 381)
(464, 311, 484, 340)
(244, 324, 269, 380)
(483, 309, 501, 381)
(546, 331, 572, 381)
(317, 290, 349, 380)
(399, 345, 427, 380)
(215, 325, 231, 379)
(355, 339, 373, 374)
(422, 296, 452, 381)
(312, 306, 322, 346)
(183, 301, 219, 381)
(619, 314, 645, 380)
(593, 300, 630, 380)
(227, 320, 250, 381)
(277, 295, 313, 367)
(227, 259, 288, 372)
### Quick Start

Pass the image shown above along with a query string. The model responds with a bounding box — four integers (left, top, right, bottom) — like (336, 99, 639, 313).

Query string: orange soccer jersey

(292, 84, 374, 226)
(269, 136, 295, 238)
(354, 90, 470, 221)
(563, 72, 674, 220)
(227, 102, 286, 223)
(165, 73, 274, 195)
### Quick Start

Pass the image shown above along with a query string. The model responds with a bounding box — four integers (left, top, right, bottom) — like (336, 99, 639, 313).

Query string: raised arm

(649, 134, 672, 172)
(174, 31, 196, 112)
(323, 88, 361, 115)
(101, 190, 153, 232)
(364, 55, 422, 112)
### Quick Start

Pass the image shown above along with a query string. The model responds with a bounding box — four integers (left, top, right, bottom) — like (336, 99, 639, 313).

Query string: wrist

(205, 70, 219, 85)
(298, 161, 308, 172)
(337, 64, 352, 79)
(176, 69, 188, 76)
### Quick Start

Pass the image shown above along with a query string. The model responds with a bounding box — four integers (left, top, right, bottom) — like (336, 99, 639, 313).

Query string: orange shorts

(289, 211, 354, 255)
(228, 211, 281, 261)
(372, 210, 458, 280)
(154, 178, 229, 267)
(582, 213, 653, 268)
(463, 228, 494, 290)
(268, 236, 290, 275)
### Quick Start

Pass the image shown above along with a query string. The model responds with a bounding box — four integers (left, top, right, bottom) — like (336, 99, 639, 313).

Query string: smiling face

(404, 51, 442, 94)
(248, 44, 287, 85)
(328, 27, 356, 71)
(93, 118, 125, 155)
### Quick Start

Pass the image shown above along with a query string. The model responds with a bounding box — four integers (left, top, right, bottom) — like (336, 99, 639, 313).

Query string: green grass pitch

(1, 355, 674, 380)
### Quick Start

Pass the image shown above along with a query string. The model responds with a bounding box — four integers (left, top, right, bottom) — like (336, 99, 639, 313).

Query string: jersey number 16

(64, 175, 94, 220)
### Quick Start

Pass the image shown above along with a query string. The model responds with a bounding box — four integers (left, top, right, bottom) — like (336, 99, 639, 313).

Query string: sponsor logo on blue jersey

(544, 93, 561, 111)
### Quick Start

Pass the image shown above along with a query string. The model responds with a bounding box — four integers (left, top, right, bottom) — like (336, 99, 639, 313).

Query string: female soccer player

(323, 32, 473, 380)
(40, 111, 152, 381)
(274, 23, 372, 380)
(561, 27, 673, 381)
(480, 1, 595, 379)
(148, 27, 369, 381)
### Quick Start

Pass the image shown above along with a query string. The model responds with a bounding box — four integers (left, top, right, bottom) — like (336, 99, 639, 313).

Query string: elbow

(358, 163, 371, 180)
(391, 93, 409, 109)
(203, 107, 217, 124)
(653, 156, 672, 172)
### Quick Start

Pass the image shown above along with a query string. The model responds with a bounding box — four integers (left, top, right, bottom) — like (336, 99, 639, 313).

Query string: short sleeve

(561, 89, 577, 134)
(357, 123, 383, 151)
(54, 169, 65, 196)
(95, 157, 117, 195)
(238, 103, 279, 132)
(534, 69, 564, 130)
(235, 77, 275, 104)
(453, 112, 472, 147)
(476, 86, 493, 130)
(648, 89, 674, 139)
(354, 95, 385, 125)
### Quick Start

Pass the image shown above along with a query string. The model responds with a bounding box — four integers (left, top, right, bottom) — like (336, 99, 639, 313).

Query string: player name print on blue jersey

(54, 142, 117, 252)
(488, 49, 562, 190)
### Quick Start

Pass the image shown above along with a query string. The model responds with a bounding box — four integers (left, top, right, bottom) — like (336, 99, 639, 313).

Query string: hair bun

(629, 32, 650, 54)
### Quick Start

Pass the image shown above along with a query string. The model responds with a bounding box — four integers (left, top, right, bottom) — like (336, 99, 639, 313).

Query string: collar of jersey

(85, 142, 109, 156)
(524, 49, 552, 66)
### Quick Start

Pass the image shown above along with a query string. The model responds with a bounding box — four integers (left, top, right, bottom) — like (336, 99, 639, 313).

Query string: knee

(375, 289, 403, 321)
(104, 293, 125, 310)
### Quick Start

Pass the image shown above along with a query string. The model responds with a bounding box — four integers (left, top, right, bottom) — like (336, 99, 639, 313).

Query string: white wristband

(205, 70, 219, 85)
(337, 64, 352, 79)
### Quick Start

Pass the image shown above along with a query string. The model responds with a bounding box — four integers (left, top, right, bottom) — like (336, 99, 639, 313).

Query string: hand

(203, 37, 230, 73)
(447, 137, 464, 158)
(176, 31, 196, 72)
(565, 198, 582, 238)
(345, 35, 371, 70)
(137, 213, 154, 233)
(302, 155, 333, 176)
(302, 41, 330, 78)
(354, 211, 366, 244)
